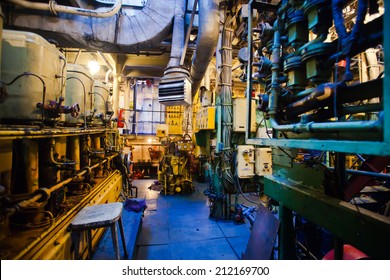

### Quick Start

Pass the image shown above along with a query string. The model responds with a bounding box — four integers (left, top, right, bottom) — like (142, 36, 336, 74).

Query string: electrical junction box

(255, 148, 272, 176)
(236, 145, 255, 178)
(233, 98, 256, 132)
(196, 106, 215, 130)
(156, 124, 169, 137)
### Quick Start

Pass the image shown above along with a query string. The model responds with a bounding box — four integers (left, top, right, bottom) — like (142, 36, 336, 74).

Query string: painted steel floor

(135, 179, 252, 260)
(92, 179, 254, 260)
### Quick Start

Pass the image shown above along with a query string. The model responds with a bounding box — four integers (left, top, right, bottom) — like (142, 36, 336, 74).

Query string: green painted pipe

(270, 116, 382, 133)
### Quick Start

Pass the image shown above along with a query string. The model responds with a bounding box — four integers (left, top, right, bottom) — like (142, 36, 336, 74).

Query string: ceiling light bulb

(88, 60, 100, 75)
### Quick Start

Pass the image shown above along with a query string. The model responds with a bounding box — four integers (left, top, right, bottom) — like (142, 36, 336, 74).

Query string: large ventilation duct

(158, 0, 192, 106)
(3, 0, 175, 53)
(167, 0, 186, 69)
(158, 0, 220, 105)
(190, 0, 219, 96)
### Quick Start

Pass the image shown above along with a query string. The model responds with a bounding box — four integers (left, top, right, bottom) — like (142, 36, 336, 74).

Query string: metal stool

(71, 202, 128, 260)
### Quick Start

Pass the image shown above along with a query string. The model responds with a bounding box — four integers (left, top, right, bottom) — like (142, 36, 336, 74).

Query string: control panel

(166, 105, 183, 135)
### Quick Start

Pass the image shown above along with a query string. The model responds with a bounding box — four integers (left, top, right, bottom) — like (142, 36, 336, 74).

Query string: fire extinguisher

(118, 108, 124, 128)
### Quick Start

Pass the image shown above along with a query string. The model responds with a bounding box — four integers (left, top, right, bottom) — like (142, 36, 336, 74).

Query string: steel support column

(278, 204, 296, 260)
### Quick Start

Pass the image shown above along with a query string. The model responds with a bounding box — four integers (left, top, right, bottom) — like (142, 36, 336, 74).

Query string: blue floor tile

(169, 217, 217, 229)
(217, 221, 252, 238)
(91, 179, 253, 260)
(138, 227, 169, 245)
(227, 236, 251, 259)
(137, 245, 170, 260)
(169, 224, 224, 243)
(169, 238, 238, 260)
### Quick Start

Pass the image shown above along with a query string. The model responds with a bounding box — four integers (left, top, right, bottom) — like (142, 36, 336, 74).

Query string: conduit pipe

(190, 0, 220, 96)
(7, 0, 122, 18)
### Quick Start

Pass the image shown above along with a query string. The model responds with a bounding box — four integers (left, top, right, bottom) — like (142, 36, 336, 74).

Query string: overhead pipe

(6, 0, 176, 53)
(6, 0, 122, 18)
(190, 0, 220, 96)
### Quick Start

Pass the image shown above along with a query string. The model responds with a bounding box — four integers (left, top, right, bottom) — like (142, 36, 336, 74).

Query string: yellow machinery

(0, 30, 126, 259)
(158, 134, 194, 194)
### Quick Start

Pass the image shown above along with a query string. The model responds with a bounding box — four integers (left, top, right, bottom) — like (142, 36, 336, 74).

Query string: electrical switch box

(196, 106, 216, 130)
(156, 124, 169, 137)
(236, 145, 255, 178)
(233, 98, 256, 132)
(255, 148, 272, 176)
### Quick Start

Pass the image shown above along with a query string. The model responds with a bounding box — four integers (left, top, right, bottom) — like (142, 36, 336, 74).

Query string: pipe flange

(163, 67, 190, 78)
(285, 8, 306, 28)
(81, 166, 92, 176)
(48, 0, 58, 16)
(301, 42, 335, 62)
(284, 55, 304, 72)
(32, 188, 51, 203)
(303, 0, 329, 15)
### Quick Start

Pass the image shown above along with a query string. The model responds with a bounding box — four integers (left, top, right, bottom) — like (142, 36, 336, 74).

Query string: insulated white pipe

(190, 0, 220, 96)
(7, 0, 122, 18)
(167, 0, 186, 69)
